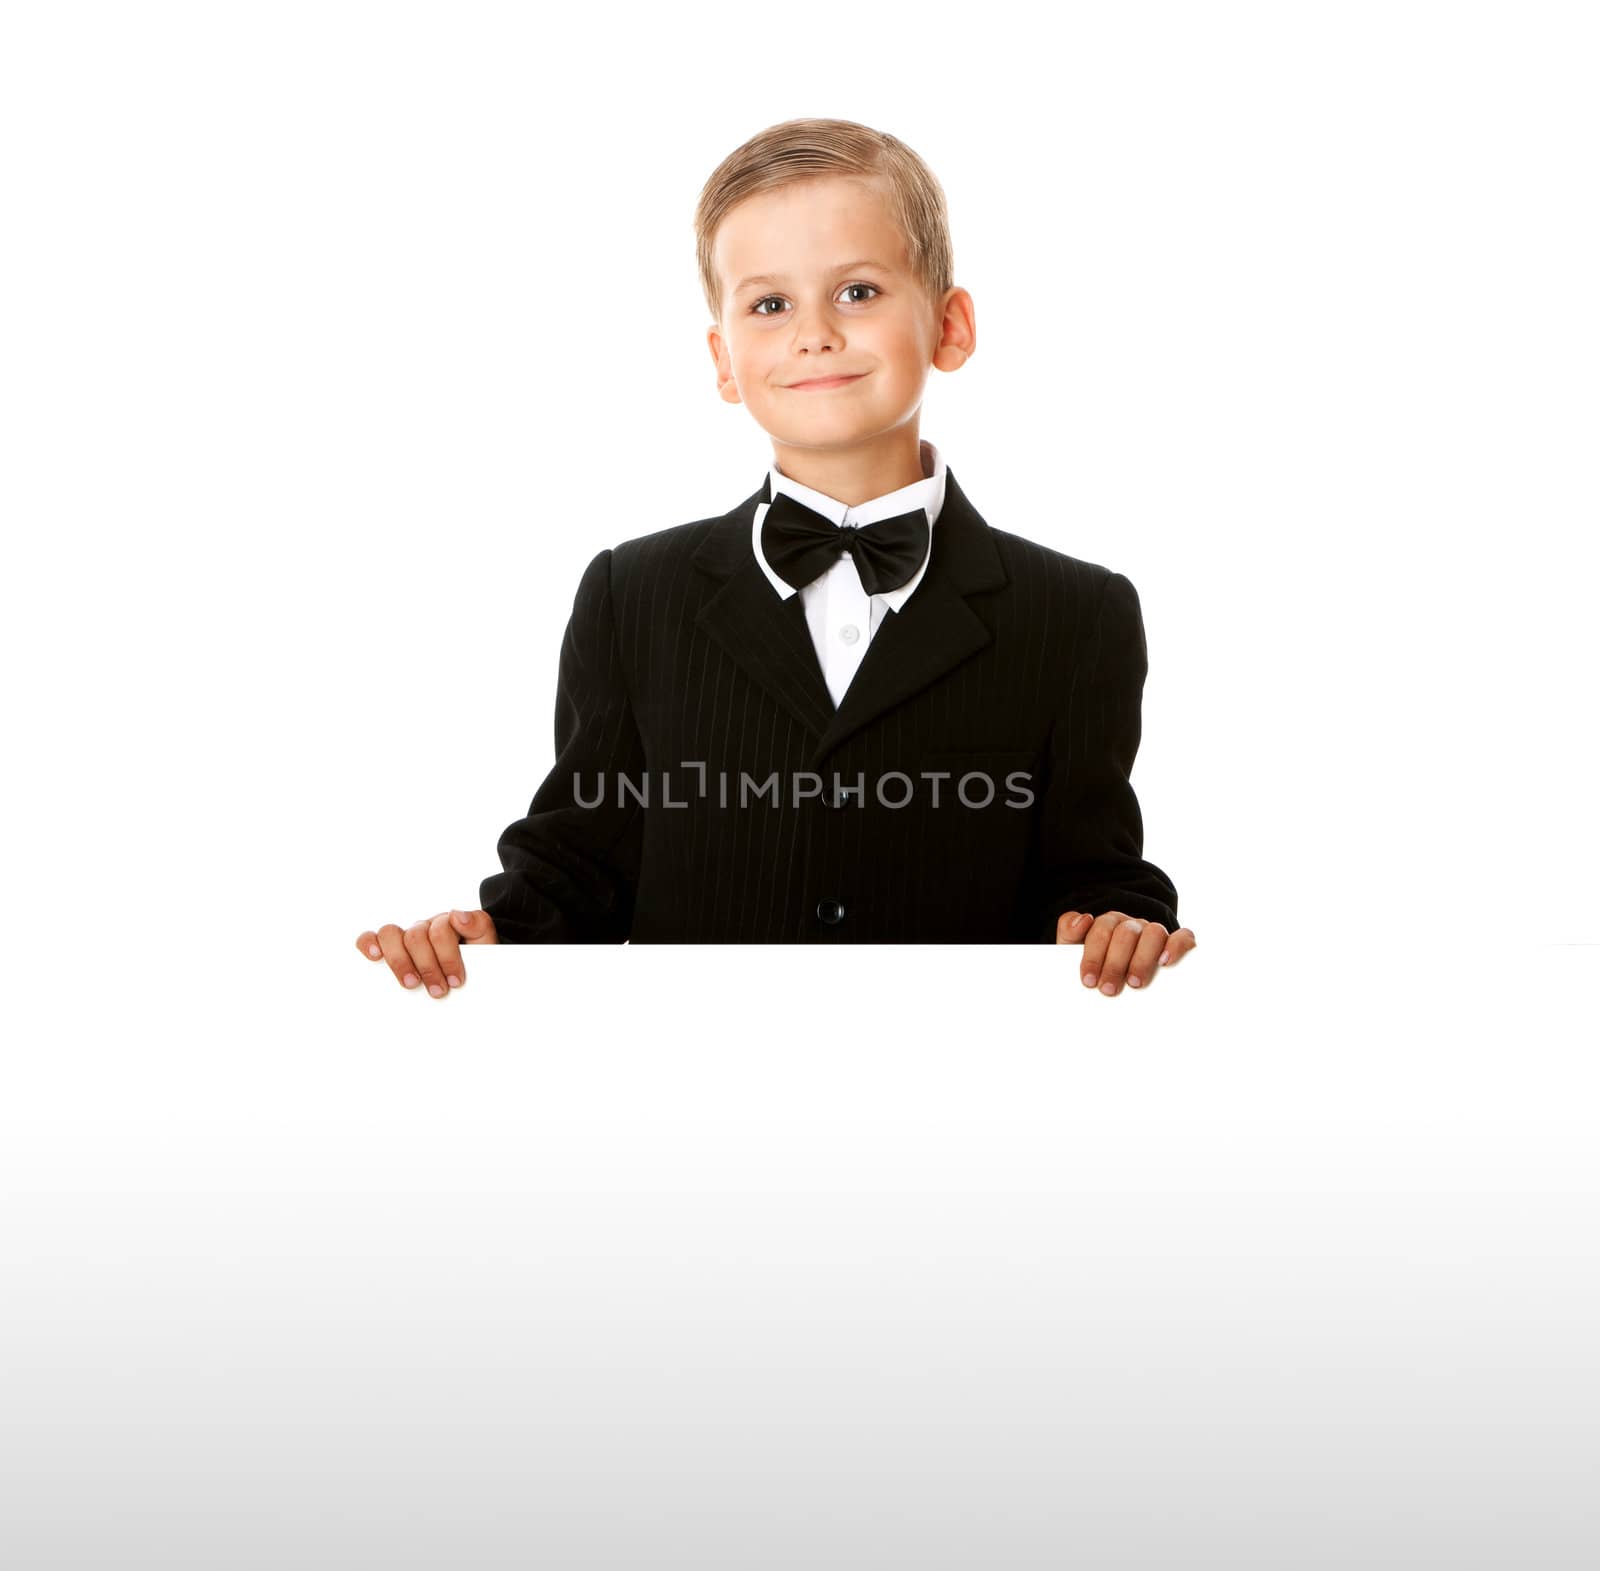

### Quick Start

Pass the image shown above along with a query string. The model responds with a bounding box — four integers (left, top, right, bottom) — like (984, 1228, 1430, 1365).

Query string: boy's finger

(355, 930, 385, 961)
(375, 924, 423, 991)
(402, 921, 451, 999)
(453, 907, 496, 945)
(1124, 924, 1170, 990)
(1054, 911, 1093, 944)
(1159, 927, 1199, 967)
(1093, 917, 1147, 995)
(1079, 911, 1124, 989)
(429, 912, 468, 990)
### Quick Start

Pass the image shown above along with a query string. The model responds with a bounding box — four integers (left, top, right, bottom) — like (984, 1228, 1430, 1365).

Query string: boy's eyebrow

(732, 258, 893, 294)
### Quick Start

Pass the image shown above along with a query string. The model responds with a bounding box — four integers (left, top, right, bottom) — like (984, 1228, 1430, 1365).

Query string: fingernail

(1159, 951, 1171, 965)
(1128, 974, 1142, 987)
(447, 975, 461, 988)
(1083, 972, 1097, 987)
(1101, 981, 1116, 995)
(403, 973, 419, 987)
(428, 984, 443, 997)
(367, 944, 380, 958)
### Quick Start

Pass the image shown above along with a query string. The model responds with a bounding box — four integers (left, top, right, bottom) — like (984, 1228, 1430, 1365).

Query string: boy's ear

(706, 326, 743, 406)
(931, 286, 977, 373)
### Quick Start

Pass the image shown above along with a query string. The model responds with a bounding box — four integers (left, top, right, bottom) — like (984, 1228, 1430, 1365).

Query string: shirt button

(816, 898, 845, 925)
(839, 624, 860, 645)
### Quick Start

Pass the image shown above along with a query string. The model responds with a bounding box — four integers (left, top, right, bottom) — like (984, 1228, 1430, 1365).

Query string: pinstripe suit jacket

(479, 466, 1181, 943)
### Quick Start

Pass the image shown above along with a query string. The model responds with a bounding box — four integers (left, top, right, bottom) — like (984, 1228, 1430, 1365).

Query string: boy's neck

(770, 428, 927, 509)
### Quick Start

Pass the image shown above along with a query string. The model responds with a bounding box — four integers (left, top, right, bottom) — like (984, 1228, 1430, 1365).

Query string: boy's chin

(759, 409, 895, 442)
(765, 427, 883, 452)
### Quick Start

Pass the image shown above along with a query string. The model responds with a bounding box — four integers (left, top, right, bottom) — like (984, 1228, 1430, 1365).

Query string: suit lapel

(690, 480, 838, 740)
(689, 465, 1009, 767)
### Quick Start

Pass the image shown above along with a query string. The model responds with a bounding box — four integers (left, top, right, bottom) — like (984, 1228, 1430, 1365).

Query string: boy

(357, 118, 1196, 994)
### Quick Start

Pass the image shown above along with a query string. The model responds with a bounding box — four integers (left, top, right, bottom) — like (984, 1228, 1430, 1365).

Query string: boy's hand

(355, 909, 497, 998)
(1054, 910, 1197, 995)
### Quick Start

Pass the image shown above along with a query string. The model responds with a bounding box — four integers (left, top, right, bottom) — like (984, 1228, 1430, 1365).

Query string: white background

(3, 2, 1596, 1566)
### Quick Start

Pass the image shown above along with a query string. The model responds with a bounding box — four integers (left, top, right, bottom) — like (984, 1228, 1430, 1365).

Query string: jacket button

(816, 898, 845, 925)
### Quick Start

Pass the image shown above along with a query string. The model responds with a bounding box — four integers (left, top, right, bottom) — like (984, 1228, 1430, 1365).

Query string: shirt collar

(751, 437, 947, 610)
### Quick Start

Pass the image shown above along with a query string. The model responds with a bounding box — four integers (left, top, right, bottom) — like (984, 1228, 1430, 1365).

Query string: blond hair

(694, 117, 954, 325)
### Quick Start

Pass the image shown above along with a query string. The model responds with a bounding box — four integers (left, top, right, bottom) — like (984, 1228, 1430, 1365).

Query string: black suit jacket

(479, 466, 1180, 942)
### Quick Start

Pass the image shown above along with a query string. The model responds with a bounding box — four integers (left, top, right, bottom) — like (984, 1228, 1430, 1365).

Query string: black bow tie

(760, 489, 931, 595)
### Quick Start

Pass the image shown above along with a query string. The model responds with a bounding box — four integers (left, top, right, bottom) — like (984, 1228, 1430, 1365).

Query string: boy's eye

(750, 282, 880, 317)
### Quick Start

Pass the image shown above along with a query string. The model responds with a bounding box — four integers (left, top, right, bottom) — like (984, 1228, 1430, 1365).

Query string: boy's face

(706, 175, 969, 458)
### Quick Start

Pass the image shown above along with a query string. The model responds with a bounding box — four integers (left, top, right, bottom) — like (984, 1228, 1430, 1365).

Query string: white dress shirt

(751, 437, 947, 709)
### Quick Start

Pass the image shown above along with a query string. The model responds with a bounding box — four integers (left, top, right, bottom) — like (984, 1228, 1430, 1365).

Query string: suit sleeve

(1028, 569, 1181, 943)
(478, 548, 647, 943)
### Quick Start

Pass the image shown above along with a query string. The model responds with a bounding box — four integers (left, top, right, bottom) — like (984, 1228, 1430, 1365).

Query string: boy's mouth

(785, 372, 868, 390)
